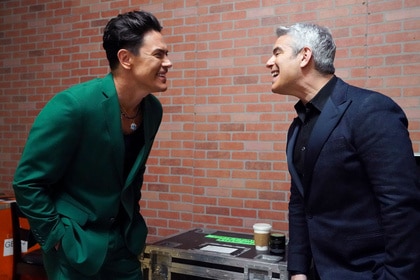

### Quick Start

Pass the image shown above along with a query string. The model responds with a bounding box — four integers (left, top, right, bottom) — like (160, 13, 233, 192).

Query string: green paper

(205, 234, 255, 245)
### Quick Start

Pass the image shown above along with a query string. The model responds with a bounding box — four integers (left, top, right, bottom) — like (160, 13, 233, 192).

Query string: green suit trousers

(43, 224, 142, 280)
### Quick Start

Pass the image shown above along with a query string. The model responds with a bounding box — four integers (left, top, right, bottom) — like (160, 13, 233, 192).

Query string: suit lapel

(101, 74, 125, 186)
(303, 83, 351, 190)
(287, 118, 305, 197)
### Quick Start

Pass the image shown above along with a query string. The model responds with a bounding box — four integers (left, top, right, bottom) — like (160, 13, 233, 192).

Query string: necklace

(120, 104, 140, 131)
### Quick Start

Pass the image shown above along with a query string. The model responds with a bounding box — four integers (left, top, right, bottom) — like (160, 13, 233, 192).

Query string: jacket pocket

(56, 198, 90, 226)
(345, 230, 385, 260)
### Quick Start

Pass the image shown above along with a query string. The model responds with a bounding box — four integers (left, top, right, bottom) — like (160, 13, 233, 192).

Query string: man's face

(130, 30, 172, 93)
(266, 35, 302, 95)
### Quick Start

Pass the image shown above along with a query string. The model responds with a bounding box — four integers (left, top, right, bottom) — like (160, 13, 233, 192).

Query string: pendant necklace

(120, 104, 140, 131)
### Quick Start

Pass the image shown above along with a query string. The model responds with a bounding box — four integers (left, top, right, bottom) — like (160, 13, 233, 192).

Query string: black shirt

(293, 76, 337, 180)
(123, 121, 144, 180)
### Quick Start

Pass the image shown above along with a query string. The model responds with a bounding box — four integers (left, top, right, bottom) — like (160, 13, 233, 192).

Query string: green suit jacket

(13, 73, 162, 275)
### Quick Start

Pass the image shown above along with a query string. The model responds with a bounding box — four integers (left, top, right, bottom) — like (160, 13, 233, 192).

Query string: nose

(266, 55, 275, 69)
(163, 56, 172, 69)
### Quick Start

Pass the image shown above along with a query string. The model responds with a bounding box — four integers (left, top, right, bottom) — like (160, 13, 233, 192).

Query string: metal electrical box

(140, 228, 288, 280)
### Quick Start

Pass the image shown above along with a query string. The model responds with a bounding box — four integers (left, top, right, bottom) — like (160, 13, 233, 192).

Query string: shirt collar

(294, 75, 337, 121)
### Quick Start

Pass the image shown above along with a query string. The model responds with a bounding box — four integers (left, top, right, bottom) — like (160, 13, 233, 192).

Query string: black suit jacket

(286, 77, 420, 279)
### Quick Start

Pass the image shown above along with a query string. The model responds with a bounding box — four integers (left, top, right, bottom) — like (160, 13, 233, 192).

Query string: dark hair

(103, 10, 163, 70)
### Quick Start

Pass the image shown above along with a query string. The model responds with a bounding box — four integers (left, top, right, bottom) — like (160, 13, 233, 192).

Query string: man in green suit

(13, 10, 172, 279)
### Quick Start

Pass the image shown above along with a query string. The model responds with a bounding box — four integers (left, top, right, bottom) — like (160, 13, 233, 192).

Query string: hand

(54, 241, 61, 251)
(291, 274, 307, 280)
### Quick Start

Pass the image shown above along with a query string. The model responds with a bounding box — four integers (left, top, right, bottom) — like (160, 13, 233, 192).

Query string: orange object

(0, 202, 14, 280)
(0, 194, 45, 280)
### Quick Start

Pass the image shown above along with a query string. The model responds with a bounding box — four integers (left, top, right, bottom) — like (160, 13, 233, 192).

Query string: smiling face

(266, 35, 303, 96)
(129, 30, 172, 93)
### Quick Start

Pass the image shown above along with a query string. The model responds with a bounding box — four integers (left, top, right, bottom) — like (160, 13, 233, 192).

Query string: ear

(117, 49, 132, 70)
(300, 47, 312, 68)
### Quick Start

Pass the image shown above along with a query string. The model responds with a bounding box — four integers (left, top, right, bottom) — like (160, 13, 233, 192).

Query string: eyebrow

(272, 46, 283, 55)
(153, 48, 169, 55)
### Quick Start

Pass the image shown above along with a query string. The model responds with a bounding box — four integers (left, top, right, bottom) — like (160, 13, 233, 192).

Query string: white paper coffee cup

(253, 223, 272, 251)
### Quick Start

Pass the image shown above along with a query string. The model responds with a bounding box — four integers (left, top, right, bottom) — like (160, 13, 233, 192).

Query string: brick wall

(1, 0, 419, 242)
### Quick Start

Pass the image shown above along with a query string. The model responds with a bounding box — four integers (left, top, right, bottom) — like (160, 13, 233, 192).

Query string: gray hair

(276, 23, 336, 74)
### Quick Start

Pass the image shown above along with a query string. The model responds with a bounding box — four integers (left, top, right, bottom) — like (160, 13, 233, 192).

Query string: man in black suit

(266, 23, 420, 280)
